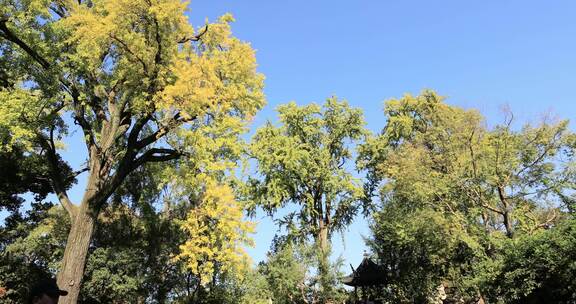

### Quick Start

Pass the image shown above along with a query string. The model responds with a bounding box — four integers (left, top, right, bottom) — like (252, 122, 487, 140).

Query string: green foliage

(249, 97, 367, 239)
(0, 144, 73, 213)
(260, 243, 311, 303)
(369, 207, 488, 303)
(249, 97, 366, 299)
(362, 90, 576, 303)
(256, 242, 347, 304)
(486, 217, 576, 303)
(0, 203, 66, 303)
(81, 247, 144, 303)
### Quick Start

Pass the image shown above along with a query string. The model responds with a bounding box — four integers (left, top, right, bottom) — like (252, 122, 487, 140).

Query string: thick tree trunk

(57, 207, 96, 304)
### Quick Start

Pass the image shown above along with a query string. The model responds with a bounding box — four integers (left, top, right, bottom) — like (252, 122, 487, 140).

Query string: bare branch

(537, 209, 557, 229)
(127, 113, 153, 147)
(134, 148, 182, 166)
(73, 166, 90, 177)
(481, 202, 505, 215)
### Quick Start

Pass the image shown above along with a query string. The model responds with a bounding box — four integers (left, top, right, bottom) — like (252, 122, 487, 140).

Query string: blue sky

(3, 0, 576, 272)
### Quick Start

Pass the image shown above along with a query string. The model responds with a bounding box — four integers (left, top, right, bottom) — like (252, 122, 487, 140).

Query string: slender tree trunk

(503, 211, 513, 238)
(316, 218, 332, 297)
(497, 186, 514, 238)
(57, 208, 95, 304)
(318, 222, 329, 253)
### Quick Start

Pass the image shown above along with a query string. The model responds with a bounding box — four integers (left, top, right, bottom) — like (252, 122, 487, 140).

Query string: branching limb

(70, 87, 99, 156)
(37, 127, 78, 218)
(134, 148, 182, 166)
(135, 112, 194, 149)
(0, 19, 51, 69)
(178, 24, 208, 43)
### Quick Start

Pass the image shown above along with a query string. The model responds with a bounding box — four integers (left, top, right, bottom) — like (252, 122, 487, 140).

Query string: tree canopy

(1, 1, 576, 303)
(0, 0, 264, 302)
(361, 91, 576, 303)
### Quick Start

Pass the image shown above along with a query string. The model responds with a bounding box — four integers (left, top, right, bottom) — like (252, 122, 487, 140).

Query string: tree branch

(135, 112, 194, 149)
(178, 25, 208, 43)
(0, 18, 75, 96)
(127, 113, 153, 148)
(70, 86, 98, 156)
(109, 33, 148, 73)
(515, 127, 563, 178)
(0, 19, 51, 70)
(38, 127, 77, 218)
(134, 148, 181, 166)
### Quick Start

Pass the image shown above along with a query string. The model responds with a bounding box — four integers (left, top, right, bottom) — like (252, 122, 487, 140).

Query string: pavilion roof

(341, 255, 386, 287)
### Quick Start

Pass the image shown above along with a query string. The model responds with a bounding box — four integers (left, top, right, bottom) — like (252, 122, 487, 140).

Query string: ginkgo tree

(248, 97, 367, 298)
(175, 182, 255, 286)
(0, 0, 264, 302)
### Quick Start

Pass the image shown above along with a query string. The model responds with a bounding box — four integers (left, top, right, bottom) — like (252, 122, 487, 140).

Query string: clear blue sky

(3, 0, 576, 272)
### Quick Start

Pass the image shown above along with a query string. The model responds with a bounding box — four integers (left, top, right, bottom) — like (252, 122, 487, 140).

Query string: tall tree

(248, 97, 367, 297)
(0, 0, 264, 301)
(359, 90, 576, 302)
(359, 90, 575, 238)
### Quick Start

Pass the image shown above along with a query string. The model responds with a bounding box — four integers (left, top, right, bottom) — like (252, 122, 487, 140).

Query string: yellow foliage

(0, 88, 43, 151)
(175, 182, 255, 284)
(57, 0, 264, 119)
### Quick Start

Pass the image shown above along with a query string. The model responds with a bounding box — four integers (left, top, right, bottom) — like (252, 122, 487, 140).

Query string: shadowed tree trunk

(57, 208, 95, 301)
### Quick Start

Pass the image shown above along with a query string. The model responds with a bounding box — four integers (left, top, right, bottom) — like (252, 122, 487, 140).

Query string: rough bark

(57, 207, 96, 304)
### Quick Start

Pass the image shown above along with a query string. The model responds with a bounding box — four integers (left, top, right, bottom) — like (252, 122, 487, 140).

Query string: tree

(248, 97, 367, 298)
(254, 241, 347, 304)
(368, 206, 486, 303)
(0, 143, 74, 214)
(0, 0, 264, 301)
(360, 91, 575, 237)
(0, 129, 74, 303)
(359, 90, 576, 302)
(174, 182, 255, 289)
(0, 203, 68, 303)
(488, 217, 576, 303)
(1, 159, 254, 303)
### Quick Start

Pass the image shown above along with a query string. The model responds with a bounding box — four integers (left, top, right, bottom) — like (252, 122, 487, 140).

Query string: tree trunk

(503, 211, 513, 238)
(57, 208, 95, 304)
(316, 219, 331, 296)
(497, 186, 514, 238)
(318, 222, 328, 254)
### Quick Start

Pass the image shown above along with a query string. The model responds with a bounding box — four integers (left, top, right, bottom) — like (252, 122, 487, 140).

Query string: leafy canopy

(249, 97, 367, 241)
(175, 182, 255, 285)
(361, 90, 576, 303)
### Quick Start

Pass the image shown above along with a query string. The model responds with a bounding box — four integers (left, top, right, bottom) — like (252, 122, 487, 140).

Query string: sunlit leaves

(249, 97, 367, 238)
(364, 90, 576, 302)
(175, 182, 254, 285)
